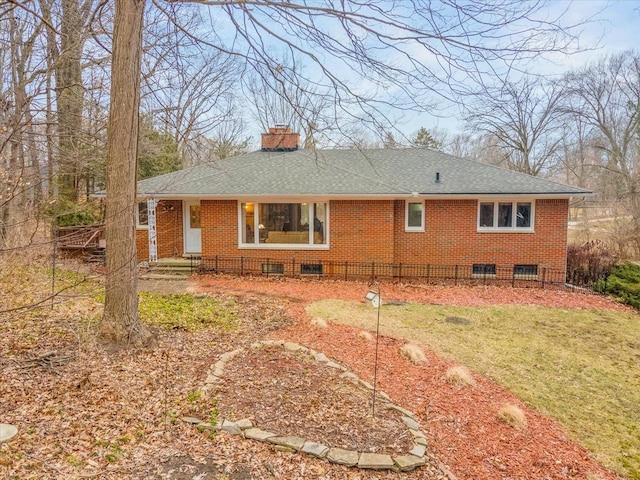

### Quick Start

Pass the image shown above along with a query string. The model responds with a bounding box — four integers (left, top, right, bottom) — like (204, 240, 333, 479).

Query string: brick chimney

(261, 125, 300, 151)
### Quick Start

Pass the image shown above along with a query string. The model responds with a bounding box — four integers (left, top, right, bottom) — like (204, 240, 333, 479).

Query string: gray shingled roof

(137, 148, 590, 198)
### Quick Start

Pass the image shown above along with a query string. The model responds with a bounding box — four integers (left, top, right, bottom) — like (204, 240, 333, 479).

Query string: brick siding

(140, 197, 569, 271)
(136, 200, 183, 260)
(201, 200, 237, 255)
(393, 199, 568, 271)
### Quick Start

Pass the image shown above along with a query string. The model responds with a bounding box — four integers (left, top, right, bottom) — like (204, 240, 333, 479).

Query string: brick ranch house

(133, 126, 590, 280)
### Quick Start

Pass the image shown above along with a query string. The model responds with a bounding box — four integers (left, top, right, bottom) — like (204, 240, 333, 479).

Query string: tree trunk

(56, 0, 87, 202)
(102, 0, 152, 345)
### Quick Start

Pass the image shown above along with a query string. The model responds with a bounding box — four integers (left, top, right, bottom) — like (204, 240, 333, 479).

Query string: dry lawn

(307, 298, 640, 478)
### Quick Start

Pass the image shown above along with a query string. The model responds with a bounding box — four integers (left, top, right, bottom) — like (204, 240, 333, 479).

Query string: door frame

(183, 199, 202, 255)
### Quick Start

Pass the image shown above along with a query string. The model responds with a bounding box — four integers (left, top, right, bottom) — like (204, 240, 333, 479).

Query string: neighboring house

(135, 126, 590, 278)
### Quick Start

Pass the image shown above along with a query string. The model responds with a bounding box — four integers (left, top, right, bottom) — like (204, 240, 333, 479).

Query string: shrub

(597, 262, 640, 309)
(56, 208, 99, 227)
(566, 241, 616, 287)
(49, 199, 103, 227)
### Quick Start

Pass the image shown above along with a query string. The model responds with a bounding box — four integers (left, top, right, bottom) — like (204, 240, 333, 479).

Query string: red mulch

(196, 275, 628, 480)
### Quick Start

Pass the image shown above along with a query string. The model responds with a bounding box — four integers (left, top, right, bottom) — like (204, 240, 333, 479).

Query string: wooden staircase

(56, 224, 106, 263)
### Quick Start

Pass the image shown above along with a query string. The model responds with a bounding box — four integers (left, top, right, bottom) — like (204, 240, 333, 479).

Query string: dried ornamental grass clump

(400, 343, 427, 364)
(444, 365, 476, 386)
(310, 317, 328, 329)
(358, 331, 374, 341)
(498, 404, 527, 430)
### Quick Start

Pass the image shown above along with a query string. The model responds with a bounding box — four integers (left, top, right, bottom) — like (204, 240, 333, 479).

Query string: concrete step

(150, 258, 200, 267)
(147, 258, 200, 275)
(149, 265, 194, 272)
(139, 273, 191, 280)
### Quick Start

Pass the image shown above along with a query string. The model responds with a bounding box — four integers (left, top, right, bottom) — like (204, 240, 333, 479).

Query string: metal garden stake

(364, 280, 381, 417)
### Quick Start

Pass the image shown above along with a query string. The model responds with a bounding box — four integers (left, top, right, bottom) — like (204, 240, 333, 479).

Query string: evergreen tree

(412, 127, 441, 149)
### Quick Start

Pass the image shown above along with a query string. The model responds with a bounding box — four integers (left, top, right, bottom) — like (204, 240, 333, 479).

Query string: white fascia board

(135, 192, 591, 201)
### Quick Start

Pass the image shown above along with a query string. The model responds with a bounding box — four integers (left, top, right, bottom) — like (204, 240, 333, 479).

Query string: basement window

(472, 264, 496, 277)
(300, 264, 323, 275)
(261, 263, 284, 274)
(513, 264, 538, 278)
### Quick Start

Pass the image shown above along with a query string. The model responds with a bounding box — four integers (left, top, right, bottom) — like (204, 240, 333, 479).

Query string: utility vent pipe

(435, 172, 441, 183)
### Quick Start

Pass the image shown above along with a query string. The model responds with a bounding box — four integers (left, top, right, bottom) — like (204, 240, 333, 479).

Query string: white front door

(183, 200, 202, 254)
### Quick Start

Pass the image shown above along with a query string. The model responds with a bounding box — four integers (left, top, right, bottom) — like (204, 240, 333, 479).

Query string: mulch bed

(195, 274, 628, 480)
(214, 344, 415, 456)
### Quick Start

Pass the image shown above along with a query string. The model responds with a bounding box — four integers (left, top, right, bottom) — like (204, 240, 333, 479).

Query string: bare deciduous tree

(179, 1, 587, 144)
(243, 54, 333, 148)
(206, 115, 252, 160)
(466, 77, 566, 176)
(43, 0, 102, 202)
(141, 4, 243, 166)
(102, 0, 152, 345)
(0, 4, 48, 246)
(563, 51, 640, 256)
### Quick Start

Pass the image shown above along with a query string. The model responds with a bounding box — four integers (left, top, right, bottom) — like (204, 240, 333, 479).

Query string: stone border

(183, 340, 428, 472)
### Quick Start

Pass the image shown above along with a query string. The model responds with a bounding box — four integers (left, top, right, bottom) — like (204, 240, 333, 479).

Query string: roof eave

(135, 191, 592, 201)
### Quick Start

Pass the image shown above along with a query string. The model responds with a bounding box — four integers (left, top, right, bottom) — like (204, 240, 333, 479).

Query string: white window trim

(477, 199, 535, 233)
(136, 202, 149, 229)
(405, 200, 425, 232)
(238, 201, 330, 250)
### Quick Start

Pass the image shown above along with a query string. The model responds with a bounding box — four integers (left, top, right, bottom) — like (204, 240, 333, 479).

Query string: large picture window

(240, 202, 328, 247)
(478, 200, 533, 231)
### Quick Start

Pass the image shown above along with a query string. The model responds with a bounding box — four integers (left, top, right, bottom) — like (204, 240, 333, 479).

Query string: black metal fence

(197, 255, 585, 290)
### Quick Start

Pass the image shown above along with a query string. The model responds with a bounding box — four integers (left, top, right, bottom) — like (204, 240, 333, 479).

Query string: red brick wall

(199, 200, 394, 264)
(136, 229, 149, 261)
(201, 200, 237, 256)
(329, 200, 395, 262)
(151, 197, 569, 271)
(136, 200, 183, 261)
(393, 198, 568, 271)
